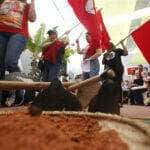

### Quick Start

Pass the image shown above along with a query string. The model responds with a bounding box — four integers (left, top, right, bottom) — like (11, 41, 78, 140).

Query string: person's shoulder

(57, 39, 69, 47)
(56, 39, 63, 45)
(114, 48, 124, 55)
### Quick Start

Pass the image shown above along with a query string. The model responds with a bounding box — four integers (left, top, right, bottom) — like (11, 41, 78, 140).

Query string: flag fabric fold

(96, 10, 110, 50)
(131, 20, 150, 63)
(68, 0, 110, 50)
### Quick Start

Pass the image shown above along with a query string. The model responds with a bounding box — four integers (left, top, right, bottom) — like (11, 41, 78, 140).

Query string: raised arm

(120, 40, 128, 56)
(76, 39, 86, 54)
(41, 40, 52, 49)
(87, 48, 102, 60)
(28, 0, 37, 22)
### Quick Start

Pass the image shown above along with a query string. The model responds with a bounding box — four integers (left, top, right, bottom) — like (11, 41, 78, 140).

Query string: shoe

(5, 72, 32, 82)
(5, 96, 15, 107)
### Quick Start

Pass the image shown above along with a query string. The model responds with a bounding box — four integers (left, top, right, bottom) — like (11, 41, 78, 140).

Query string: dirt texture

(0, 110, 128, 150)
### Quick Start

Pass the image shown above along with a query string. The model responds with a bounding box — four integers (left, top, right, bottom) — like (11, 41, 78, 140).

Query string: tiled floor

(121, 104, 150, 119)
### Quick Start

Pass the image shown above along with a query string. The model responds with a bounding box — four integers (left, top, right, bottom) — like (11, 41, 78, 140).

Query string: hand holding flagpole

(116, 19, 150, 47)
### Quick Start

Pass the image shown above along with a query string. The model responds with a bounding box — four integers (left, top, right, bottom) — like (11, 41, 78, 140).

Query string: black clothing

(88, 78, 120, 114)
(102, 48, 124, 83)
(130, 77, 145, 105)
(102, 48, 125, 104)
(133, 78, 144, 86)
(29, 79, 81, 115)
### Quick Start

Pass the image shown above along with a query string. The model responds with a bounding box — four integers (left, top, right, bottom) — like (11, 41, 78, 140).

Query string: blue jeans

(0, 32, 27, 77)
(42, 60, 61, 81)
(83, 59, 100, 80)
(0, 32, 27, 105)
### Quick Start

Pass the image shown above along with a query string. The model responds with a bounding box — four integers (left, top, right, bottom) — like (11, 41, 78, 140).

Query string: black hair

(47, 30, 58, 36)
(108, 42, 116, 50)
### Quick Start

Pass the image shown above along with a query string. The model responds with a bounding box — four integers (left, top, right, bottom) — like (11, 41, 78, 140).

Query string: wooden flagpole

(0, 81, 75, 91)
(115, 19, 150, 46)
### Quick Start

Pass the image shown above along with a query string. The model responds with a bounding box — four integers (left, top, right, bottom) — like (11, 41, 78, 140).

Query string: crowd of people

(0, 0, 149, 114)
(122, 65, 150, 106)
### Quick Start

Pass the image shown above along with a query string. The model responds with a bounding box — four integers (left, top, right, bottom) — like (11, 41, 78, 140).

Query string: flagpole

(60, 23, 80, 38)
(115, 35, 130, 46)
(51, 0, 66, 23)
(116, 19, 150, 46)
(77, 32, 84, 39)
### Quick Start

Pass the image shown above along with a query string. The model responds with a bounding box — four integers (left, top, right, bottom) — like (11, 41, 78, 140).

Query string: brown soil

(0, 110, 128, 150)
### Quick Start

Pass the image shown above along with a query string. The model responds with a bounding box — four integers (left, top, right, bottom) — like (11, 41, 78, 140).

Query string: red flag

(68, 0, 110, 50)
(96, 10, 110, 50)
(131, 20, 150, 63)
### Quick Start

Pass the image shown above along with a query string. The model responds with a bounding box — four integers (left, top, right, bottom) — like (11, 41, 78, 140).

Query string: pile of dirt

(0, 111, 128, 150)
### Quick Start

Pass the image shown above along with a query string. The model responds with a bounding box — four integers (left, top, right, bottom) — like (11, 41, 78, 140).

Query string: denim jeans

(83, 58, 100, 80)
(0, 32, 27, 105)
(42, 60, 61, 82)
(0, 32, 27, 78)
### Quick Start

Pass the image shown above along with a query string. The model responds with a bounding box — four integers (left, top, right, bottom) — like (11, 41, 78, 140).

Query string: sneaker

(5, 72, 28, 81)
(5, 96, 15, 107)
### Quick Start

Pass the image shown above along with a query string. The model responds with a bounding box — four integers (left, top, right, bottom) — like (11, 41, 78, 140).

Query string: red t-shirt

(42, 40, 65, 64)
(0, 0, 30, 38)
(85, 40, 101, 59)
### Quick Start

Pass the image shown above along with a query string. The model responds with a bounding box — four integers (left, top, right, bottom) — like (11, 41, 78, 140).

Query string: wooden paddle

(0, 75, 101, 108)
(0, 81, 75, 90)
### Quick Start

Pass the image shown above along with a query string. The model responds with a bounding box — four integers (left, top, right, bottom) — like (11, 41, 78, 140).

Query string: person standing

(129, 70, 145, 105)
(0, 0, 36, 77)
(41, 29, 69, 81)
(102, 41, 128, 106)
(76, 32, 102, 80)
(0, 0, 36, 105)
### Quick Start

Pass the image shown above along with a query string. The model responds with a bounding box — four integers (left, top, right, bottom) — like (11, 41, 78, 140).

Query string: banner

(68, 0, 110, 50)
(131, 20, 150, 63)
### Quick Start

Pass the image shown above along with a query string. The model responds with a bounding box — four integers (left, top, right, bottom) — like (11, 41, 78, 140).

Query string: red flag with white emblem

(68, 0, 110, 50)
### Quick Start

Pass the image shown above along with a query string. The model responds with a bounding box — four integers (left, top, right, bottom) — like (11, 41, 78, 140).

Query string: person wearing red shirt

(0, 0, 36, 106)
(0, 0, 36, 77)
(41, 29, 68, 81)
(76, 32, 102, 80)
